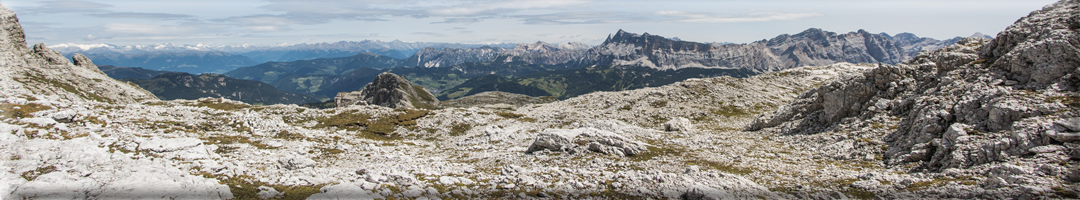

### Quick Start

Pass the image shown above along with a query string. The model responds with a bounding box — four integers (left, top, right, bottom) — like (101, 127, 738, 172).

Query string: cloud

(425, 0, 588, 16)
(103, 23, 198, 35)
(411, 32, 446, 37)
(82, 34, 113, 41)
(516, 12, 642, 25)
(90, 12, 193, 19)
(22, 0, 111, 13)
(432, 18, 482, 24)
(654, 10, 823, 23)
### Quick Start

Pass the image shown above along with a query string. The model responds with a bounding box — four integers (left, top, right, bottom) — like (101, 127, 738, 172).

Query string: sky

(0, 0, 1060, 46)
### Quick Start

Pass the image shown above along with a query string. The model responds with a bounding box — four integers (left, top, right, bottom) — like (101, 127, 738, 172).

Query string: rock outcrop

(746, 0, 1080, 197)
(335, 72, 438, 109)
(0, 5, 154, 104)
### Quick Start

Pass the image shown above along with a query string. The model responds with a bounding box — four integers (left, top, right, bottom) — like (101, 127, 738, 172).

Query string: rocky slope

(3, 1, 1078, 199)
(747, 0, 1080, 198)
(439, 91, 558, 109)
(335, 72, 439, 109)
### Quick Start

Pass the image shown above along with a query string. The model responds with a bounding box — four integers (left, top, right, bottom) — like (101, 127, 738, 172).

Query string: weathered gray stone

(335, 72, 438, 109)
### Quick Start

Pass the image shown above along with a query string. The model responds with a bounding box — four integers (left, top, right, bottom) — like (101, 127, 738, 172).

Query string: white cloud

(22, 0, 111, 13)
(103, 23, 196, 35)
(426, 0, 588, 16)
(655, 10, 823, 23)
(90, 12, 192, 19)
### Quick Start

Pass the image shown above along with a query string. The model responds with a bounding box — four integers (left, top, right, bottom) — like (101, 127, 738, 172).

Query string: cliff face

(335, 72, 438, 109)
(501, 41, 590, 66)
(0, 5, 155, 104)
(584, 29, 913, 72)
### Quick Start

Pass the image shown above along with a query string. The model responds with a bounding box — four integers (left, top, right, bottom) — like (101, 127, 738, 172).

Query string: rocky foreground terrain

(1, 1, 1079, 199)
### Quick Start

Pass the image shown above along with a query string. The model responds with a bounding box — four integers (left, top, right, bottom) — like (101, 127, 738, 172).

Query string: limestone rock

(0, 4, 155, 104)
(334, 72, 438, 109)
(981, 0, 1080, 89)
(663, 117, 693, 132)
(525, 127, 647, 157)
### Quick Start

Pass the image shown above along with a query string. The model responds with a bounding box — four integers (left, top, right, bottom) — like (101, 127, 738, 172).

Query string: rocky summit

(335, 72, 439, 109)
(1, 1, 1079, 199)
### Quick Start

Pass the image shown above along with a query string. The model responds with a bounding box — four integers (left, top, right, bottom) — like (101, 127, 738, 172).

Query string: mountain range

(222, 28, 985, 101)
(2, 0, 1077, 199)
(50, 41, 517, 75)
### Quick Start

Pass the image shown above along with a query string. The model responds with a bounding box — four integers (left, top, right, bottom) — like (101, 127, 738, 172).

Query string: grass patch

(1054, 186, 1079, 198)
(0, 103, 53, 119)
(315, 109, 430, 140)
(204, 135, 275, 150)
(684, 159, 753, 175)
(495, 111, 536, 122)
(712, 105, 749, 117)
(216, 175, 326, 200)
(904, 175, 974, 192)
(196, 98, 250, 111)
(1047, 95, 1080, 108)
(21, 165, 57, 181)
(450, 123, 473, 136)
(629, 145, 683, 162)
(18, 73, 113, 103)
(274, 130, 306, 141)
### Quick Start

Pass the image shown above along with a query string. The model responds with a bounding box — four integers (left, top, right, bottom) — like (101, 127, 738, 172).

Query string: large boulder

(335, 72, 439, 109)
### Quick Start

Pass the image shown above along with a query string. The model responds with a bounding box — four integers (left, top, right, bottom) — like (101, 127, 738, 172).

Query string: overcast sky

(0, 0, 1059, 46)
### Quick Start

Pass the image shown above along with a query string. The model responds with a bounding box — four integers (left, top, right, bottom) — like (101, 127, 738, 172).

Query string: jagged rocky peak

(0, 4, 155, 104)
(513, 41, 558, 53)
(602, 29, 714, 51)
(335, 72, 438, 109)
(558, 42, 591, 50)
